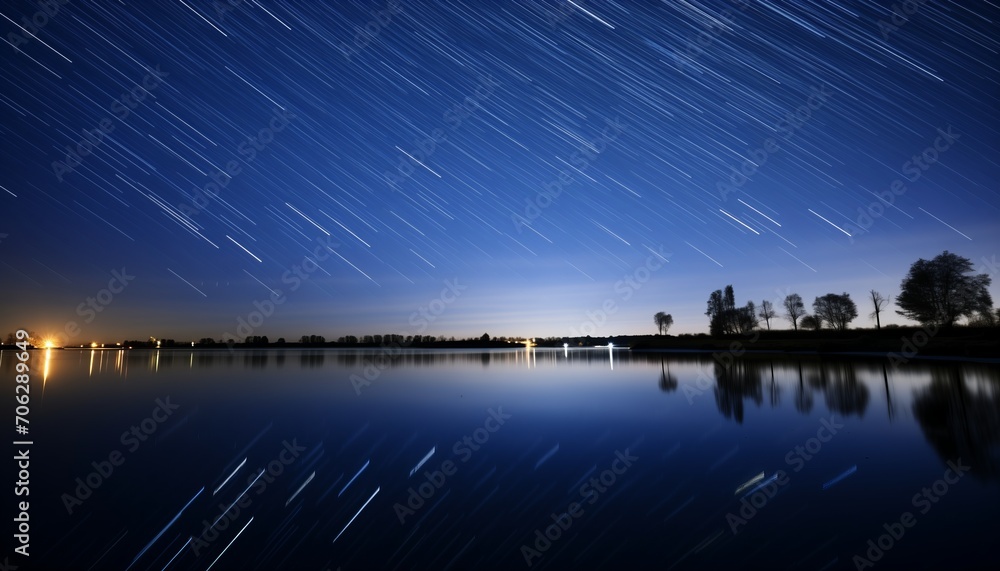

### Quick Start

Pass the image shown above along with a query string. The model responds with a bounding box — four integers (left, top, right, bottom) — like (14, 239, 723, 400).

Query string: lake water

(9, 347, 999, 570)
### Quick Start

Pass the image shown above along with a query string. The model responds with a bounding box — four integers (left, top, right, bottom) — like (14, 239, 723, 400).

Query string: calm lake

(9, 347, 1000, 570)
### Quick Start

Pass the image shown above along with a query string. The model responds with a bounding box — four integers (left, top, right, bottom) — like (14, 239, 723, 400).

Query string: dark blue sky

(2, 0, 998, 343)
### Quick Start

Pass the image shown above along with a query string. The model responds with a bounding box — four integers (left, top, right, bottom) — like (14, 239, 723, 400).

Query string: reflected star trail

(2, 0, 998, 340)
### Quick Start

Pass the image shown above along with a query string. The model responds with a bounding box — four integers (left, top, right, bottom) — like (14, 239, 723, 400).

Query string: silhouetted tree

(723, 286, 739, 333)
(707, 286, 755, 335)
(800, 315, 822, 330)
(481, 332, 491, 342)
(654, 311, 673, 334)
(9, 330, 44, 347)
(707, 289, 725, 335)
(968, 310, 996, 327)
(783, 294, 805, 330)
(758, 300, 776, 330)
(813, 293, 858, 330)
(738, 301, 759, 332)
(896, 251, 993, 327)
(869, 290, 889, 330)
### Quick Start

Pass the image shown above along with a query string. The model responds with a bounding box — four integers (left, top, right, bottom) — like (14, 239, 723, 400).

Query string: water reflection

(686, 357, 875, 422)
(10, 347, 999, 484)
(794, 361, 814, 414)
(913, 363, 1000, 481)
(658, 358, 677, 392)
(813, 361, 870, 417)
(882, 363, 895, 421)
(713, 359, 764, 423)
(3, 346, 999, 570)
(244, 350, 269, 369)
(43, 347, 627, 372)
(300, 350, 325, 367)
(765, 362, 780, 407)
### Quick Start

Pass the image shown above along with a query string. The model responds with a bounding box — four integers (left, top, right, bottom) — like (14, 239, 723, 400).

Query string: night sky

(2, 0, 998, 343)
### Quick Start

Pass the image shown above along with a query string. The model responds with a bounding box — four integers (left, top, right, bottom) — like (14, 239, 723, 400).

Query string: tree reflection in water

(913, 364, 1000, 482)
(795, 361, 813, 414)
(707, 358, 871, 423)
(659, 357, 677, 393)
(813, 360, 870, 417)
(713, 359, 764, 423)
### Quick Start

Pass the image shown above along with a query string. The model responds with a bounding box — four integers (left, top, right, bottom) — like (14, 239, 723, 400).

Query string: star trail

(2, 0, 998, 341)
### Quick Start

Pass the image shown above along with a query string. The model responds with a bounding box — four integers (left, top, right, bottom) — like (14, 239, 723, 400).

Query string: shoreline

(11, 344, 998, 364)
(5, 326, 997, 361)
(627, 347, 1000, 364)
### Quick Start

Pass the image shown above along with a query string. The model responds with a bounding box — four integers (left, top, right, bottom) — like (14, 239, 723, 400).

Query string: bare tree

(654, 311, 673, 335)
(758, 300, 776, 330)
(869, 290, 889, 330)
(783, 293, 805, 331)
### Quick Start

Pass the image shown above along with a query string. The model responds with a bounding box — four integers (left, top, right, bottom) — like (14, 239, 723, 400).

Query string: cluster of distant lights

(70, 338, 197, 349)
